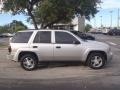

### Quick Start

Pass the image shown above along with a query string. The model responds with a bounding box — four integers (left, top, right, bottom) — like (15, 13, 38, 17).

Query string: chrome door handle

(56, 46, 61, 49)
(33, 46, 38, 48)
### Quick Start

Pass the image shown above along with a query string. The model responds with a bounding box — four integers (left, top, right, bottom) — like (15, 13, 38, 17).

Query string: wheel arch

(85, 50, 107, 64)
(18, 51, 39, 62)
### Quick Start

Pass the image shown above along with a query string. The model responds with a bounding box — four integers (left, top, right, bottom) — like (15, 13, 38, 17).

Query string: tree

(2, 0, 41, 29)
(32, 0, 75, 28)
(32, 0, 101, 28)
(85, 24, 92, 32)
(9, 20, 28, 32)
(0, 20, 27, 33)
(2, 0, 101, 29)
(0, 25, 9, 34)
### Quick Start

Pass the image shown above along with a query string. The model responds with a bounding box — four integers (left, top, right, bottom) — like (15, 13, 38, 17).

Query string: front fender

(81, 48, 107, 62)
(81, 48, 91, 62)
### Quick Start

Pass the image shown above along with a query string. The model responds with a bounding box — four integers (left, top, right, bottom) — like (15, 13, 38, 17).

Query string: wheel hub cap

(23, 57, 35, 69)
(91, 56, 103, 67)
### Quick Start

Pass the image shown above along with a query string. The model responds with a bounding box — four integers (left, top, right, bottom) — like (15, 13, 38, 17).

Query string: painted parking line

(107, 41, 117, 46)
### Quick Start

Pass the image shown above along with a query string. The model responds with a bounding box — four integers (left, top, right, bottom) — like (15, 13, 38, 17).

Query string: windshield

(70, 31, 87, 41)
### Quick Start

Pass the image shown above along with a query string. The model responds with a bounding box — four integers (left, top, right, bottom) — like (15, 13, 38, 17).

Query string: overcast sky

(0, 0, 120, 28)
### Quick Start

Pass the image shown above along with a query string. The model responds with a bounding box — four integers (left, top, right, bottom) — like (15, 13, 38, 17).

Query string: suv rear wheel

(20, 54, 38, 71)
(87, 52, 106, 69)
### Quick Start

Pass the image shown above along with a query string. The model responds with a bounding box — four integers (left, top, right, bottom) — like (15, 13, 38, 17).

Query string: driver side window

(55, 31, 79, 44)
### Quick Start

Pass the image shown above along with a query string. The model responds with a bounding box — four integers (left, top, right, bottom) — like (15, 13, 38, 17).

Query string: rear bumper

(7, 54, 13, 60)
(7, 54, 17, 62)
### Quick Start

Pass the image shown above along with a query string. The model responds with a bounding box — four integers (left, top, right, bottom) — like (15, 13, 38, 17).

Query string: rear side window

(33, 31, 51, 43)
(11, 32, 33, 43)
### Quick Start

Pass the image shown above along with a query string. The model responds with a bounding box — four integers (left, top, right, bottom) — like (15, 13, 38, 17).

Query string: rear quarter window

(11, 32, 33, 43)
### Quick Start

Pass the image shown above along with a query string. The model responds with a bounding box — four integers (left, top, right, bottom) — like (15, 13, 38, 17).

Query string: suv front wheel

(87, 52, 106, 69)
(20, 54, 38, 71)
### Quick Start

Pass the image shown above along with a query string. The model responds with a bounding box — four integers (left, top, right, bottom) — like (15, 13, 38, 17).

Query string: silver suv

(8, 30, 112, 71)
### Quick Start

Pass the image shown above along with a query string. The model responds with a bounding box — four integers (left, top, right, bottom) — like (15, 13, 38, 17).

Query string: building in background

(78, 16, 85, 32)
(51, 16, 85, 31)
(51, 24, 76, 30)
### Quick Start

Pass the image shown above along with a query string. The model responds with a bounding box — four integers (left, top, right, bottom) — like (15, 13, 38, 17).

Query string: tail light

(8, 45, 12, 54)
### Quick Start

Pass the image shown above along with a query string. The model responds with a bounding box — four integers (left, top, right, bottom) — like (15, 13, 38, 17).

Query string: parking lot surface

(0, 35, 120, 90)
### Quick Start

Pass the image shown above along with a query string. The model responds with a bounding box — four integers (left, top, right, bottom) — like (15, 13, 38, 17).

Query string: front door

(54, 31, 82, 61)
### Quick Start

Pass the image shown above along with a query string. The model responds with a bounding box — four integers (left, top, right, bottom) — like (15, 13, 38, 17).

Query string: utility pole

(94, 18, 96, 28)
(110, 11, 113, 28)
(100, 16, 102, 27)
(118, 9, 120, 28)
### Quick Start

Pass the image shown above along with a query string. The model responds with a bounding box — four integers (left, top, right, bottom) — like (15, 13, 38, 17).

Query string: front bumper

(107, 51, 113, 63)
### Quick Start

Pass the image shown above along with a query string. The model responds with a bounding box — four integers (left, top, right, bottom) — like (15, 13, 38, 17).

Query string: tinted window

(34, 31, 51, 43)
(55, 32, 78, 44)
(12, 32, 33, 43)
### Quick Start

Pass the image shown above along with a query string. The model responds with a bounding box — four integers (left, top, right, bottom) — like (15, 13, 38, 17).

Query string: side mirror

(73, 41, 80, 44)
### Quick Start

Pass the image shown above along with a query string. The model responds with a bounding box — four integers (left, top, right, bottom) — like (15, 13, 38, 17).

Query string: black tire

(20, 54, 38, 71)
(87, 52, 106, 69)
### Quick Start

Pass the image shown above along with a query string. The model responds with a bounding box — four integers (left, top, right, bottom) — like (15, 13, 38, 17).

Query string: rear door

(32, 31, 53, 61)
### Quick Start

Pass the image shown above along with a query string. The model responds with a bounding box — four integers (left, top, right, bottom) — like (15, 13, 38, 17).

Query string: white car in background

(102, 28, 110, 35)
(0, 33, 14, 37)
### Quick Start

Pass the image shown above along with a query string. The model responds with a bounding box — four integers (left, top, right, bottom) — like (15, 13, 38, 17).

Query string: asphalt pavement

(0, 34, 120, 90)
